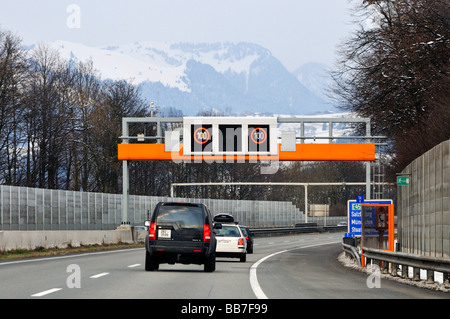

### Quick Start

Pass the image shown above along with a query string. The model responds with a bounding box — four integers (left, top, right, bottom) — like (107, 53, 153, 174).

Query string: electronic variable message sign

(191, 124, 213, 153)
(183, 117, 277, 156)
(248, 125, 270, 152)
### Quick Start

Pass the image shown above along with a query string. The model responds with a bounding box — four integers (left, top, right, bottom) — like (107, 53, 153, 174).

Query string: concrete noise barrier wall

(397, 139, 450, 259)
(0, 186, 303, 230)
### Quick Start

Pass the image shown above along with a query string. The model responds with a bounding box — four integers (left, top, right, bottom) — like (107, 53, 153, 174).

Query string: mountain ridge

(43, 40, 336, 116)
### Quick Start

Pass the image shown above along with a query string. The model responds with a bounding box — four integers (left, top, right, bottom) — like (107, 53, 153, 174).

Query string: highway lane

(0, 233, 336, 299)
(0, 232, 447, 299)
(0, 234, 316, 299)
(254, 240, 448, 299)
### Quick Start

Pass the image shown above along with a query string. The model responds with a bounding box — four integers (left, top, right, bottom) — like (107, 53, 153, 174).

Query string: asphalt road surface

(0, 232, 447, 301)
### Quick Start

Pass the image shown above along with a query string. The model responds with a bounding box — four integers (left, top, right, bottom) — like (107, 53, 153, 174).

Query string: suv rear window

(157, 204, 204, 229)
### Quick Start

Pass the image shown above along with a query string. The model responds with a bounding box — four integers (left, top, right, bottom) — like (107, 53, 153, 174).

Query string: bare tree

(68, 59, 102, 191)
(89, 80, 147, 193)
(23, 44, 77, 189)
(0, 29, 27, 185)
(332, 0, 449, 171)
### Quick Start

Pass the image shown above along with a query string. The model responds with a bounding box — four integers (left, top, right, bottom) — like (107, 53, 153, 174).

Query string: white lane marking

(128, 264, 141, 268)
(31, 288, 62, 297)
(90, 272, 109, 279)
(249, 240, 340, 299)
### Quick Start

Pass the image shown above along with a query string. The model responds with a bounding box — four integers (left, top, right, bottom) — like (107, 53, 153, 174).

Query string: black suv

(144, 202, 219, 272)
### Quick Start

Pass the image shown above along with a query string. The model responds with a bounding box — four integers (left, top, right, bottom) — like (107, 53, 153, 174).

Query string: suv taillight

(238, 238, 244, 247)
(203, 224, 211, 242)
(149, 222, 156, 240)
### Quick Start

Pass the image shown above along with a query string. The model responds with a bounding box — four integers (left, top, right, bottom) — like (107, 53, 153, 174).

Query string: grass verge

(0, 243, 145, 261)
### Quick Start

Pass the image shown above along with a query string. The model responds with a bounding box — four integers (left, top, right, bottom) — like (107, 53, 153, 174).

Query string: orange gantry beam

(118, 143, 375, 161)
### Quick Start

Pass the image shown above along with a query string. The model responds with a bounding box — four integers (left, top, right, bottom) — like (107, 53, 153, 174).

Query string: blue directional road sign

(345, 199, 393, 237)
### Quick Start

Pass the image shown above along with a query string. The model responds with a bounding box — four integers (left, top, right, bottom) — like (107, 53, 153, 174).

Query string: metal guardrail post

(391, 262, 398, 277)
(413, 268, 420, 281)
(401, 264, 408, 279)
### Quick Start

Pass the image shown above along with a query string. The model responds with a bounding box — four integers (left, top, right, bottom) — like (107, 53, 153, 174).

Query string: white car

(214, 224, 247, 262)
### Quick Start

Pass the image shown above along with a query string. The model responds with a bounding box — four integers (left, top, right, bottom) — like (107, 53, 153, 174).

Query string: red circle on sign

(193, 127, 210, 144)
(250, 127, 267, 145)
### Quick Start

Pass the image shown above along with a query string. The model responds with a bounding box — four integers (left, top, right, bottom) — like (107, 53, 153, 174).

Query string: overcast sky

(0, 0, 358, 71)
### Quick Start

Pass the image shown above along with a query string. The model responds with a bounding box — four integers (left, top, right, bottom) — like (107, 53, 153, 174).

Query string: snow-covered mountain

(293, 62, 335, 104)
(46, 41, 336, 116)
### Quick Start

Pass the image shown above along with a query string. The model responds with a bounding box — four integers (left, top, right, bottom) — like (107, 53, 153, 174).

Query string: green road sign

(397, 176, 410, 186)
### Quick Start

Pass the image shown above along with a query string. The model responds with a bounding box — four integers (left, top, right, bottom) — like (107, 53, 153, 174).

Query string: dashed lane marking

(31, 288, 62, 297)
(90, 272, 109, 279)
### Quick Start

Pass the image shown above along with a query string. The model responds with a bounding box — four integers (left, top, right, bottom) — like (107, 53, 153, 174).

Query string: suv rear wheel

(204, 252, 216, 272)
(145, 250, 159, 271)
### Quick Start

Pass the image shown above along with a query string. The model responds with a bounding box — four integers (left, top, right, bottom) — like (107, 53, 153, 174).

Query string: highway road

(0, 232, 447, 303)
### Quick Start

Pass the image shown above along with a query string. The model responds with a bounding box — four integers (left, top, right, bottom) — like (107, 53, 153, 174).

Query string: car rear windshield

(240, 227, 248, 236)
(156, 204, 204, 229)
(215, 225, 241, 237)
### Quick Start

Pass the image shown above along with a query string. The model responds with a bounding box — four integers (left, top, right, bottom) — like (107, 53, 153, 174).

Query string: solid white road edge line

(250, 250, 288, 299)
(249, 240, 340, 299)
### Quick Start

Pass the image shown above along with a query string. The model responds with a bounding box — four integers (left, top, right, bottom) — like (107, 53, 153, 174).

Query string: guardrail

(342, 237, 361, 265)
(341, 237, 450, 288)
(250, 224, 347, 237)
(362, 247, 450, 284)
